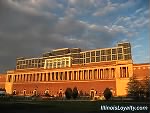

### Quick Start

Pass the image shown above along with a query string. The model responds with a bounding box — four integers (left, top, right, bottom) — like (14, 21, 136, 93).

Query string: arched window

(45, 89, 50, 96)
(23, 89, 26, 96)
(33, 89, 37, 96)
(13, 89, 16, 95)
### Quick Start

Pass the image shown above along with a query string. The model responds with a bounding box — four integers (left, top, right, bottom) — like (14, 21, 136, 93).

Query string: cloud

(93, 0, 136, 16)
(0, 0, 149, 73)
(132, 45, 142, 49)
(135, 8, 144, 14)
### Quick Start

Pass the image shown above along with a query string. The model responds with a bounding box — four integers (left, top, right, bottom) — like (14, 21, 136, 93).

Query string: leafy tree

(65, 88, 72, 99)
(79, 90, 84, 96)
(143, 76, 150, 99)
(103, 88, 112, 100)
(72, 87, 78, 99)
(127, 75, 142, 98)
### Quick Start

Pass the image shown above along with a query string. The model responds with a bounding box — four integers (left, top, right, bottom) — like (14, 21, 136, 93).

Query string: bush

(65, 88, 72, 99)
(72, 87, 78, 99)
(103, 88, 112, 100)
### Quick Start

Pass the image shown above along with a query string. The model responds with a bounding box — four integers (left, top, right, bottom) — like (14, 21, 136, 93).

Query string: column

(84, 70, 86, 80)
(72, 71, 74, 80)
(73, 71, 75, 80)
(76, 71, 78, 80)
(25, 74, 27, 82)
(32, 74, 34, 82)
(50, 72, 52, 81)
(99, 69, 101, 79)
(67, 71, 69, 80)
(80, 70, 83, 80)
(120, 67, 122, 78)
(97, 69, 99, 80)
(110, 68, 112, 78)
(41, 73, 44, 81)
(77, 71, 79, 80)
(58, 72, 60, 81)
(39, 73, 41, 81)
(70, 71, 72, 80)
(30, 74, 32, 82)
(15, 75, 18, 82)
(35, 74, 37, 81)
(124, 67, 127, 77)
(78, 70, 80, 80)
(88, 70, 90, 80)
(54, 72, 56, 80)
(101, 69, 103, 79)
(78, 71, 80, 80)
(92, 69, 94, 80)
(61, 72, 63, 80)
(81, 70, 83, 80)
(85, 70, 87, 80)
(103, 69, 105, 79)
(108, 69, 110, 79)
(126, 67, 129, 77)
(81, 70, 84, 80)
(17, 75, 19, 82)
(46, 73, 48, 81)
(44, 60, 47, 69)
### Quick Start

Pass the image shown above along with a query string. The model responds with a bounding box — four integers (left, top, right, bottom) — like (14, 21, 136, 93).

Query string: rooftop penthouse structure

(16, 42, 132, 69)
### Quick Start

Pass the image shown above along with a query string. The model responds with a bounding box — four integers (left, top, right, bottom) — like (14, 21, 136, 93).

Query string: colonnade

(7, 67, 129, 83)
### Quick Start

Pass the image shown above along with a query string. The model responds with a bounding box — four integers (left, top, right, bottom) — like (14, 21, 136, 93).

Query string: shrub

(72, 87, 78, 99)
(65, 88, 72, 99)
(103, 88, 112, 100)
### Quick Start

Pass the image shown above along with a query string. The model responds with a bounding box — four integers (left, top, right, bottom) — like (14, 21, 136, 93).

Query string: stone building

(0, 42, 149, 97)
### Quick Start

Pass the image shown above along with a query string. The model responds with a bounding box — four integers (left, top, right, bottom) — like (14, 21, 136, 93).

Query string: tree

(143, 76, 150, 99)
(103, 88, 112, 100)
(79, 90, 84, 96)
(65, 88, 72, 99)
(72, 87, 78, 99)
(127, 75, 142, 98)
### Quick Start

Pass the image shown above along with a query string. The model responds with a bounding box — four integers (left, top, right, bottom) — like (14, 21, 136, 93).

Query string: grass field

(0, 100, 149, 113)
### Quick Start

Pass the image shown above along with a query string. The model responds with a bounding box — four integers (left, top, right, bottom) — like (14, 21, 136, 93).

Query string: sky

(0, 0, 149, 73)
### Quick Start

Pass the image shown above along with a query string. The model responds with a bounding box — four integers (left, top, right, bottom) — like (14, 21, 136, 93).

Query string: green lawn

(0, 100, 149, 113)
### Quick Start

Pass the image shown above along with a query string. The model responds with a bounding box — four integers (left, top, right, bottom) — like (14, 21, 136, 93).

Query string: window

(96, 57, 100, 62)
(86, 58, 90, 63)
(101, 50, 105, 55)
(96, 51, 100, 56)
(124, 48, 130, 54)
(91, 51, 95, 56)
(86, 52, 90, 57)
(112, 49, 117, 54)
(101, 56, 106, 61)
(124, 55, 131, 60)
(91, 57, 95, 62)
(118, 54, 123, 60)
(117, 48, 122, 53)
(107, 55, 111, 61)
(112, 55, 117, 60)
(107, 49, 111, 55)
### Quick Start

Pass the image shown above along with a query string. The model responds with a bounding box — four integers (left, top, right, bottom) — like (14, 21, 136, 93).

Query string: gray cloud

(0, 0, 149, 73)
